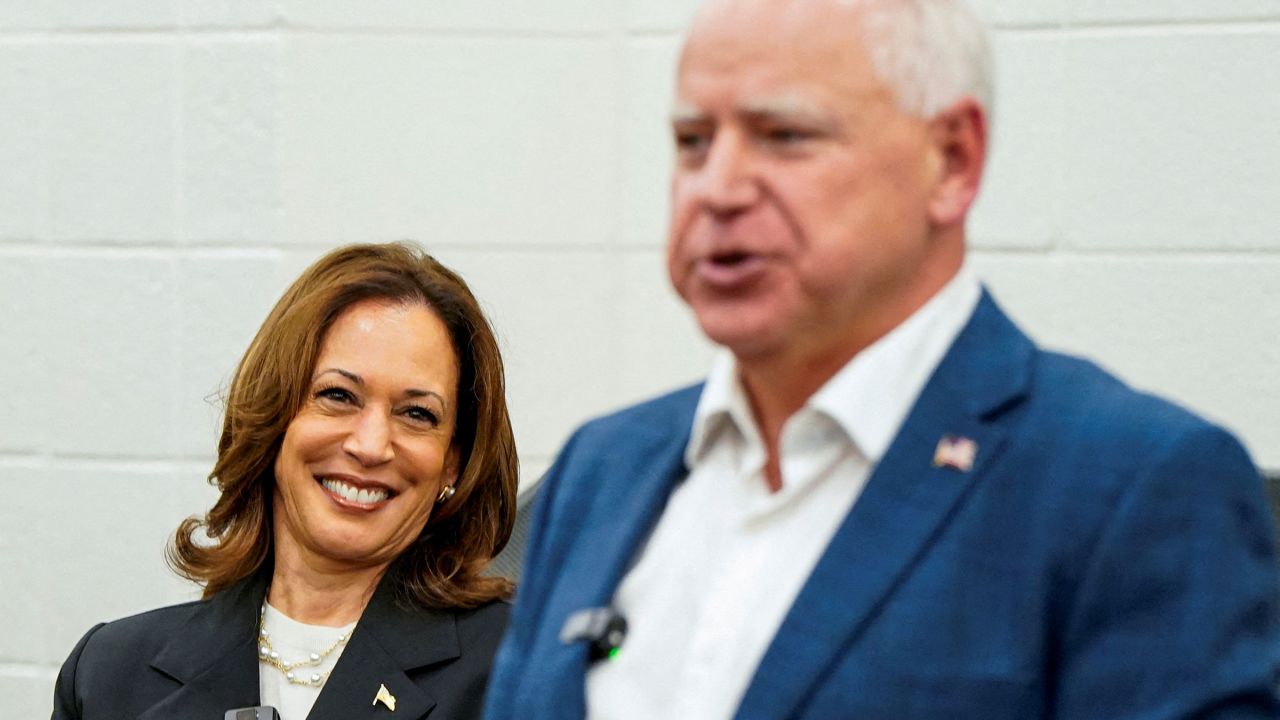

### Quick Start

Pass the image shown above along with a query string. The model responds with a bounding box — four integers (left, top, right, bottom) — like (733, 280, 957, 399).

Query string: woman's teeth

(321, 478, 389, 504)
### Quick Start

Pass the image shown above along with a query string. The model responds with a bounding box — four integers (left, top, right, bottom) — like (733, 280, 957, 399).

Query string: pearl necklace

(257, 603, 353, 688)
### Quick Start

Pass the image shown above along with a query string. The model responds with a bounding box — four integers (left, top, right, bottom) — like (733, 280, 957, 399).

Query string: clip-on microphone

(560, 606, 628, 662)
(225, 707, 281, 720)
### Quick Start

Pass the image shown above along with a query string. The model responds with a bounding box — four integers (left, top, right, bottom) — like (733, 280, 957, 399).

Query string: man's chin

(700, 321, 785, 362)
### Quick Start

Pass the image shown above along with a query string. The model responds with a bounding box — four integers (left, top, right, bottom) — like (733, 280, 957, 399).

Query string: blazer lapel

(525, 388, 700, 717)
(735, 292, 1035, 720)
(542, 388, 700, 620)
(573, 416, 695, 605)
(139, 575, 266, 720)
(306, 579, 459, 720)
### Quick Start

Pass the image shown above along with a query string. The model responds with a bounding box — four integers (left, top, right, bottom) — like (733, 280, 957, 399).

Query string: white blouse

(258, 602, 358, 720)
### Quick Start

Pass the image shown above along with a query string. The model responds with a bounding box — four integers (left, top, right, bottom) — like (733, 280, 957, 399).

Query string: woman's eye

(316, 386, 356, 405)
(403, 406, 440, 426)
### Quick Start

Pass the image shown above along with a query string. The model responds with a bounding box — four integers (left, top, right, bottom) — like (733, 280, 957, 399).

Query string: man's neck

(737, 343, 859, 493)
(735, 250, 967, 491)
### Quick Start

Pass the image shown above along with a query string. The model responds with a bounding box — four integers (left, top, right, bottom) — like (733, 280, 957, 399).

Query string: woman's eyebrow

(316, 368, 448, 409)
(405, 388, 448, 408)
(315, 367, 363, 385)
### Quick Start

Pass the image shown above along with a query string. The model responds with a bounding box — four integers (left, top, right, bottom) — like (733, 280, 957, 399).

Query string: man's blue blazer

(486, 292, 1280, 719)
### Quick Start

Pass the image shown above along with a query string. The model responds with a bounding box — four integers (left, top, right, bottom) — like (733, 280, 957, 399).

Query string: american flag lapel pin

(373, 683, 397, 711)
(933, 434, 977, 472)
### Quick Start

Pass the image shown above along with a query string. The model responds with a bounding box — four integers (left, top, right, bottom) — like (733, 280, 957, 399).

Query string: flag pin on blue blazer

(374, 683, 396, 711)
(933, 435, 977, 472)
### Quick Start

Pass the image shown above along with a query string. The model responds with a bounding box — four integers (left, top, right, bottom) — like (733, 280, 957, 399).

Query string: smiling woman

(52, 243, 518, 720)
(272, 300, 464, 585)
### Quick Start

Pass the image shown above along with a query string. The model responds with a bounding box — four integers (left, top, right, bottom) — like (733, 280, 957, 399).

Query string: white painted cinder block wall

(1, 1, 1277, 715)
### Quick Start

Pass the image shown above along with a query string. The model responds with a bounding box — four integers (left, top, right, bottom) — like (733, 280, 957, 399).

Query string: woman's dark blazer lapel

(130, 571, 495, 720)
(306, 579, 463, 720)
(138, 574, 265, 720)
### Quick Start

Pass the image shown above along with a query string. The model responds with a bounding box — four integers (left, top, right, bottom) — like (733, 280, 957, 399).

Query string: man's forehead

(674, 0, 888, 119)
(670, 94, 831, 124)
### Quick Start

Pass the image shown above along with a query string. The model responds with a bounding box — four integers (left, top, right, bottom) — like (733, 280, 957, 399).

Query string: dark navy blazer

(485, 292, 1280, 719)
(53, 571, 509, 720)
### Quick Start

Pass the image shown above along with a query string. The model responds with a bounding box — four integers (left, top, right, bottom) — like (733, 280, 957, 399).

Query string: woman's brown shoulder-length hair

(168, 241, 517, 608)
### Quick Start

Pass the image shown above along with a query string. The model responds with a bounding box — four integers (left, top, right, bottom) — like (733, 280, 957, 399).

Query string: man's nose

(342, 408, 394, 466)
(688, 133, 760, 213)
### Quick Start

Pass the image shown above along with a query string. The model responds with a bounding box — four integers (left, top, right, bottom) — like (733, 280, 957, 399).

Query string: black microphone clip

(225, 707, 281, 720)
(559, 606, 627, 662)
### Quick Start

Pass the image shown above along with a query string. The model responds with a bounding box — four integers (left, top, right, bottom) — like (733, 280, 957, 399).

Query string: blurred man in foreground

(486, 0, 1280, 717)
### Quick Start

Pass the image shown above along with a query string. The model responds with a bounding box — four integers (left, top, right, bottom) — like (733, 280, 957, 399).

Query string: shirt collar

(685, 264, 981, 467)
(813, 263, 981, 462)
(686, 351, 759, 469)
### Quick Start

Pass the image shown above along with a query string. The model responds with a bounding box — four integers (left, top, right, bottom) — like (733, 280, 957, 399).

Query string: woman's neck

(268, 540, 387, 626)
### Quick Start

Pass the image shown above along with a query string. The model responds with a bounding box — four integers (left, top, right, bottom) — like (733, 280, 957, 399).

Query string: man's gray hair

(848, 0, 995, 119)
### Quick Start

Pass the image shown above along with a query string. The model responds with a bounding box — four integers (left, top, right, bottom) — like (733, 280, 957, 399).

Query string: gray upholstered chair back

(486, 473, 545, 582)
(1264, 470, 1280, 533)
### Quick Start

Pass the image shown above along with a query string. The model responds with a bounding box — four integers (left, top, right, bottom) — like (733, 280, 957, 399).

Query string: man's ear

(926, 97, 988, 226)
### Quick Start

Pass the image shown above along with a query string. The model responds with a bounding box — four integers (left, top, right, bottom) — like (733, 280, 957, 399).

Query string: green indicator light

(607, 647, 622, 660)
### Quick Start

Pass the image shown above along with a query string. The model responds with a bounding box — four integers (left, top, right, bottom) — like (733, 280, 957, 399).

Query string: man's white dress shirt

(585, 267, 981, 719)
